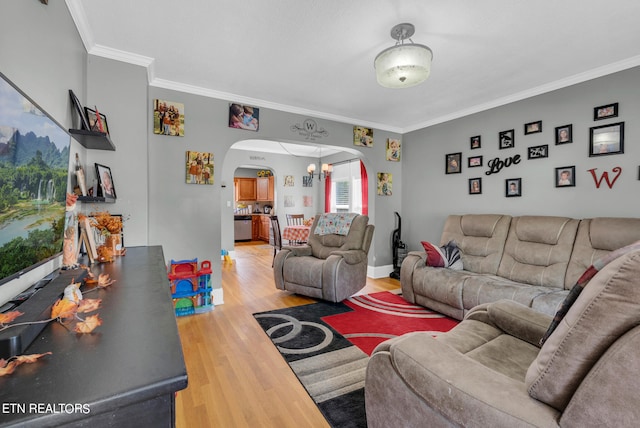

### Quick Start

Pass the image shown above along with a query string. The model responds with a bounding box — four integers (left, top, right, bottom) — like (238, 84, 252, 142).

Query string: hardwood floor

(174, 241, 400, 427)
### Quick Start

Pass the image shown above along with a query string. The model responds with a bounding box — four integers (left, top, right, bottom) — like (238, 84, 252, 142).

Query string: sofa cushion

(497, 216, 579, 289)
(440, 214, 512, 275)
(420, 240, 462, 270)
(525, 249, 640, 411)
(462, 274, 556, 313)
(564, 217, 640, 288)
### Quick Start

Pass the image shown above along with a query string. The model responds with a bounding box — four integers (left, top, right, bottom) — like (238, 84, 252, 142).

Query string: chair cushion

(525, 249, 640, 411)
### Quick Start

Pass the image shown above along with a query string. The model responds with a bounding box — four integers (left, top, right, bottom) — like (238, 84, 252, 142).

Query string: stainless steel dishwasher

(234, 215, 252, 241)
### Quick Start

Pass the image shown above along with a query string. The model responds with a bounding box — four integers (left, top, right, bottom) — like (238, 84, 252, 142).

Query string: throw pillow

(421, 241, 446, 267)
(539, 239, 640, 345)
(420, 240, 463, 270)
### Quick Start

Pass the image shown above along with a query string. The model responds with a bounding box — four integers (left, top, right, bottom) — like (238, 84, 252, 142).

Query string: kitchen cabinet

(256, 176, 274, 201)
(259, 215, 271, 242)
(235, 177, 256, 201)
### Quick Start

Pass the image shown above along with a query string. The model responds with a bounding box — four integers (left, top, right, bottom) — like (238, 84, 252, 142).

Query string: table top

(0, 246, 188, 427)
(282, 225, 311, 242)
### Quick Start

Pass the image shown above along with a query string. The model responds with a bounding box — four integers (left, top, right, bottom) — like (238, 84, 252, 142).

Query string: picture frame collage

(446, 101, 625, 196)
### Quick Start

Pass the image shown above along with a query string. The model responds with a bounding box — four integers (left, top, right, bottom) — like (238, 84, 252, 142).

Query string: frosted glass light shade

(374, 43, 433, 88)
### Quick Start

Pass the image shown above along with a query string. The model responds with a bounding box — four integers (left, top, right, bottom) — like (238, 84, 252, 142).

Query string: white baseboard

(368, 264, 394, 279)
(212, 287, 224, 305)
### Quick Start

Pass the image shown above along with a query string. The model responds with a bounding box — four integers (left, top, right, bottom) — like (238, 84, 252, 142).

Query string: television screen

(0, 72, 71, 287)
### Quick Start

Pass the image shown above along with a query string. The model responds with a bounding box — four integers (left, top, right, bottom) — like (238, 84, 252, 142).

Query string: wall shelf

(78, 195, 115, 203)
(69, 128, 115, 150)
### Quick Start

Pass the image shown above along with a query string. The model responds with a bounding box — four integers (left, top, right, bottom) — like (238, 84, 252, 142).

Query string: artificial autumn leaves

(0, 272, 115, 376)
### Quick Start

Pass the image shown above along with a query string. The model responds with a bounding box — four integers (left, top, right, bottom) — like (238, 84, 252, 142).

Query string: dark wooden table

(0, 246, 188, 427)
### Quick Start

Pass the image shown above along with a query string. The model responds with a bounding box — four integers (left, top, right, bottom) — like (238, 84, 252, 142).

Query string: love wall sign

(485, 154, 521, 175)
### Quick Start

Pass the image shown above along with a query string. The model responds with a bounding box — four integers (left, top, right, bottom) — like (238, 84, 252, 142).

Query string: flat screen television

(0, 72, 71, 302)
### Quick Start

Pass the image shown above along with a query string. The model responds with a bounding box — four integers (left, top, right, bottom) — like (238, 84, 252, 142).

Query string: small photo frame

(302, 176, 313, 187)
(505, 178, 521, 197)
(445, 152, 462, 174)
(469, 177, 482, 195)
(229, 103, 259, 132)
(386, 138, 401, 161)
(555, 124, 572, 145)
(499, 129, 514, 149)
(85, 107, 109, 135)
(186, 151, 214, 185)
(377, 172, 392, 196)
(527, 144, 548, 159)
(594, 103, 618, 121)
(470, 135, 481, 149)
(95, 163, 116, 199)
(524, 120, 542, 135)
(555, 166, 575, 188)
(589, 122, 624, 157)
(354, 126, 373, 147)
(468, 155, 483, 168)
(154, 99, 185, 136)
(69, 90, 90, 131)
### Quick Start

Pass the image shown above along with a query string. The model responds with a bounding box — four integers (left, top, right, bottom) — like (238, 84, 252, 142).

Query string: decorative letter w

(588, 167, 622, 189)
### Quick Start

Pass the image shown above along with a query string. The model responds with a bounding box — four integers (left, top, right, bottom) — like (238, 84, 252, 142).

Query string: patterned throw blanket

(540, 239, 640, 345)
(314, 213, 358, 236)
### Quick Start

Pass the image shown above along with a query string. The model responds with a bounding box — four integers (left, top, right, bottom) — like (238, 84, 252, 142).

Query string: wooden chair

(286, 214, 305, 225)
(270, 215, 282, 267)
(286, 214, 306, 244)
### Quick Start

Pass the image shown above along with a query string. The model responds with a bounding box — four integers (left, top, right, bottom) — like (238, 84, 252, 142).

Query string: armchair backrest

(526, 248, 640, 411)
(307, 214, 373, 259)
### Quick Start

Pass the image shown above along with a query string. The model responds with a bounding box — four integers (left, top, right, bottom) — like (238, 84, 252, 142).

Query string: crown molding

(65, 0, 93, 52)
(403, 54, 640, 133)
(150, 78, 403, 134)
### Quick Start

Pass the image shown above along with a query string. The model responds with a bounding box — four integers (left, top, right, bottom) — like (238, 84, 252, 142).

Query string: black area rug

(254, 300, 368, 428)
(254, 292, 458, 428)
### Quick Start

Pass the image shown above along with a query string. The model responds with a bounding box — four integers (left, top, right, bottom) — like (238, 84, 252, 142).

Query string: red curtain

(324, 169, 331, 213)
(360, 160, 368, 216)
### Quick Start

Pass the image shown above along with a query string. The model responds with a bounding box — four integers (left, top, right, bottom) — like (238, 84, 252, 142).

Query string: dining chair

(270, 215, 282, 267)
(286, 214, 305, 226)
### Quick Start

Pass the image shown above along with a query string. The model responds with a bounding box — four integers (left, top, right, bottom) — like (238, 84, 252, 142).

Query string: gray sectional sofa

(401, 214, 640, 319)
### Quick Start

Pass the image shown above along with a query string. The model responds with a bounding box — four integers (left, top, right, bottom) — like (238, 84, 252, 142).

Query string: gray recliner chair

(273, 213, 374, 302)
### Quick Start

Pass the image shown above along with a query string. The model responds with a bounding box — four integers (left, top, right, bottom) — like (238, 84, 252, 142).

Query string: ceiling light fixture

(374, 23, 433, 89)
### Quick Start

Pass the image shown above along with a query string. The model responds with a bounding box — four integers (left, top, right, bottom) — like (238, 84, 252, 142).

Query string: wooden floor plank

(175, 241, 400, 427)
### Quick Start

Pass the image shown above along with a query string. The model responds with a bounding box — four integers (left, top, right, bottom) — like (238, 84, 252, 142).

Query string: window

(329, 161, 362, 214)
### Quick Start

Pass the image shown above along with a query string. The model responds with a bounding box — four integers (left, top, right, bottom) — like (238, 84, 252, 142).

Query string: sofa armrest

(285, 245, 313, 257)
(329, 250, 365, 265)
(375, 333, 560, 426)
(487, 300, 552, 347)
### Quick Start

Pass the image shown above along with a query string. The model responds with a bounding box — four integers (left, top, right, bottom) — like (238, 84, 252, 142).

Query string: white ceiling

(68, 0, 640, 134)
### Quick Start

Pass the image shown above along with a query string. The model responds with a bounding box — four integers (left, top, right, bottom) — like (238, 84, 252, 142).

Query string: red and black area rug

(253, 291, 458, 428)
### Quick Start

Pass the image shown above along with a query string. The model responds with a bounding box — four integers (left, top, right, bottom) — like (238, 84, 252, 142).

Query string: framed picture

(95, 163, 116, 199)
(469, 177, 482, 195)
(228, 103, 259, 132)
(186, 151, 214, 185)
(555, 166, 576, 188)
(555, 124, 572, 145)
(445, 152, 462, 174)
(527, 144, 548, 159)
(302, 176, 313, 187)
(470, 135, 481, 149)
(377, 172, 392, 196)
(524, 120, 542, 135)
(354, 126, 373, 147)
(468, 155, 483, 167)
(386, 138, 401, 161)
(505, 178, 521, 197)
(499, 129, 514, 149)
(154, 99, 185, 136)
(85, 107, 109, 135)
(594, 103, 618, 121)
(589, 122, 624, 157)
(69, 90, 90, 130)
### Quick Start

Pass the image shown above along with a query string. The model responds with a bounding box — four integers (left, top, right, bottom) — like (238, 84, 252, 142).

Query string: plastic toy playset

(168, 258, 213, 317)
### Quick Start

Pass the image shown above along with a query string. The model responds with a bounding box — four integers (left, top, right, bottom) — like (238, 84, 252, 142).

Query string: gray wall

(402, 67, 640, 251)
